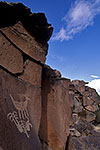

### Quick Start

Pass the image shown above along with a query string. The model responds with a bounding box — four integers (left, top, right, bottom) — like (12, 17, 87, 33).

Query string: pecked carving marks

(7, 94, 32, 138)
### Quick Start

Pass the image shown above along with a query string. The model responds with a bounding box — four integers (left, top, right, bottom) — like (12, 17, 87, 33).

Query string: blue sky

(2, 0, 100, 93)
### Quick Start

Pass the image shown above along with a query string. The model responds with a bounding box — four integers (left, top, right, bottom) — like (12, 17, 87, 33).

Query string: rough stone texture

(66, 135, 75, 150)
(19, 59, 42, 87)
(0, 2, 54, 150)
(70, 80, 100, 150)
(0, 2, 53, 42)
(0, 24, 43, 86)
(0, 1, 53, 64)
(1, 22, 47, 64)
(1, 2, 100, 149)
(0, 68, 41, 149)
(72, 136, 100, 150)
(0, 31, 23, 74)
(39, 65, 73, 150)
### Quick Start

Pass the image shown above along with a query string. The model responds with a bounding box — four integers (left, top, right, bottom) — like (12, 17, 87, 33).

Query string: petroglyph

(10, 94, 30, 120)
(7, 94, 32, 138)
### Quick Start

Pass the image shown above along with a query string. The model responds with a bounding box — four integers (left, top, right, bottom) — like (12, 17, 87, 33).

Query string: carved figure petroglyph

(10, 94, 29, 119)
(7, 94, 32, 138)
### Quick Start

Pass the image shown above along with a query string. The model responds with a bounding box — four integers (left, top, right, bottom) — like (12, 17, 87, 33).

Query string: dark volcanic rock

(0, 2, 54, 150)
(0, 1, 53, 42)
(70, 80, 100, 150)
(0, 2, 31, 28)
(39, 65, 74, 150)
(0, 68, 41, 150)
(1, 22, 47, 64)
(0, 31, 23, 74)
(72, 136, 100, 150)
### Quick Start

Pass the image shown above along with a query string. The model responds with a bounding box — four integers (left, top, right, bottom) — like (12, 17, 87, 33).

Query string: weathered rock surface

(1, 22, 47, 64)
(70, 80, 100, 150)
(0, 2, 53, 42)
(72, 136, 100, 150)
(1, 2, 100, 150)
(39, 65, 73, 150)
(19, 59, 42, 87)
(0, 2, 74, 150)
(0, 2, 53, 150)
(0, 31, 23, 74)
(0, 68, 41, 150)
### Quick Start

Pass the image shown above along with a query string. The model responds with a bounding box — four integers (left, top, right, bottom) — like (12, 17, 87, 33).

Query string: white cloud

(87, 79, 100, 95)
(53, 0, 100, 41)
(91, 75, 100, 78)
(48, 53, 64, 62)
(52, 28, 70, 41)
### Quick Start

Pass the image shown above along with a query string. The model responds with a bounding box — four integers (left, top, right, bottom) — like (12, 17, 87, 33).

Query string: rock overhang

(0, 1, 53, 43)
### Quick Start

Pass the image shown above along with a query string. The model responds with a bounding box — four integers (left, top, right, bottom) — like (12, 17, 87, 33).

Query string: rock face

(0, 2, 53, 42)
(0, 68, 41, 150)
(0, 2, 73, 150)
(1, 22, 47, 64)
(1, 2, 99, 150)
(39, 65, 74, 150)
(0, 2, 53, 150)
(0, 31, 23, 74)
(70, 80, 100, 150)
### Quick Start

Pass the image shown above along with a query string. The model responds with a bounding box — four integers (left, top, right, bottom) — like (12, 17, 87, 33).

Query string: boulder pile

(70, 80, 100, 150)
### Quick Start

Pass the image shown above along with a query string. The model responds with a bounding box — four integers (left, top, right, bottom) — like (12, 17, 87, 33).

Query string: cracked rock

(0, 31, 23, 74)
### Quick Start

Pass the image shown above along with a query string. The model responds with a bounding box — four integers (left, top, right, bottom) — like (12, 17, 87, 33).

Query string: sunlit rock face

(0, 2, 74, 150)
(39, 65, 74, 150)
(0, 2, 53, 150)
(70, 80, 100, 150)
(1, 2, 100, 150)
(0, 68, 41, 150)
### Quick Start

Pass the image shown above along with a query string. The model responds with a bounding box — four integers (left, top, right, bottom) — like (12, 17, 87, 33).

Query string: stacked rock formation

(0, 2, 74, 150)
(70, 80, 100, 150)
